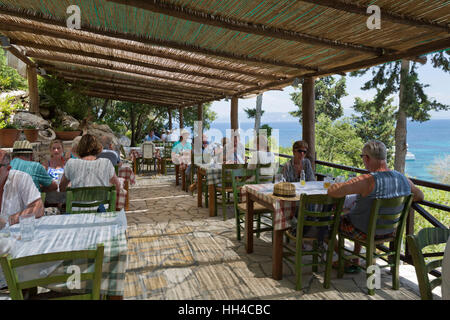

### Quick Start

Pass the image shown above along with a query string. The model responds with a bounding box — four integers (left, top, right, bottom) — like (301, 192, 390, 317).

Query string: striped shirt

(348, 170, 411, 235)
(10, 158, 54, 191)
(64, 158, 115, 188)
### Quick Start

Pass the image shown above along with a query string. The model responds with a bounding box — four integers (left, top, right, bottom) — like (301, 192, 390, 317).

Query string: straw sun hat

(12, 140, 34, 154)
(270, 182, 300, 201)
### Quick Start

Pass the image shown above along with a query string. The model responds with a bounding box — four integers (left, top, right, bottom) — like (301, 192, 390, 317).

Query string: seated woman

(59, 134, 121, 198)
(282, 140, 315, 182)
(45, 139, 66, 184)
(171, 129, 192, 170)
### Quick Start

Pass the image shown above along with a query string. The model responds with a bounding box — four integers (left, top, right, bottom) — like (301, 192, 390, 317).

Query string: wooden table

(244, 182, 328, 280)
(196, 164, 222, 217)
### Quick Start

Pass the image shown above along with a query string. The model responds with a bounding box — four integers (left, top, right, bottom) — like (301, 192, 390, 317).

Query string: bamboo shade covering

(0, 0, 448, 108)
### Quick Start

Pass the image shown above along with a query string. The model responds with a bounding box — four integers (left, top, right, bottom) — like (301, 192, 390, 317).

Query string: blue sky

(211, 59, 450, 121)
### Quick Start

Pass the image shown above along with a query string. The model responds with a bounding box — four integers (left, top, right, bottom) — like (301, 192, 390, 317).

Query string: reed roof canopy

(0, 0, 449, 108)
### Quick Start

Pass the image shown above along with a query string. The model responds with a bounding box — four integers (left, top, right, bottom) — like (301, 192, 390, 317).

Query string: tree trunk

(394, 59, 410, 173)
(98, 99, 109, 120)
(130, 106, 136, 147)
(254, 94, 263, 134)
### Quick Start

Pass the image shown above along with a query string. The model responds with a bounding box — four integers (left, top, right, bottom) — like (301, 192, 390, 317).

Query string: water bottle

(300, 170, 306, 186)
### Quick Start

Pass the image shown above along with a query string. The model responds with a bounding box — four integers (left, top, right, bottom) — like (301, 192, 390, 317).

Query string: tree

(350, 50, 450, 173)
(315, 114, 364, 168)
(243, 94, 265, 131)
(351, 96, 396, 165)
(290, 76, 348, 122)
(0, 50, 27, 91)
(171, 102, 217, 130)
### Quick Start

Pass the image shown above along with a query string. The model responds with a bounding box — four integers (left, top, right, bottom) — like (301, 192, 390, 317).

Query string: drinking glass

(19, 213, 35, 241)
(323, 177, 332, 189)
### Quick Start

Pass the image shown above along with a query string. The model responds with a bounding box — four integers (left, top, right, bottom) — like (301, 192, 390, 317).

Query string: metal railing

(247, 148, 449, 275)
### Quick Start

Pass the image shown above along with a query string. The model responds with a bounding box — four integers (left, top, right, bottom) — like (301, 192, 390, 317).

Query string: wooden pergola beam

(1, 24, 283, 80)
(82, 87, 195, 105)
(300, 0, 450, 33)
(107, 0, 386, 55)
(11, 39, 262, 86)
(2, 44, 36, 67)
(84, 89, 183, 106)
(39, 64, 222, 97)
(27, 52, 240, 93)
(0, 9, 319, 71)
(68, 81, 199, 104)
(84, 91, 173, 106)
(53, 72, 217, 100)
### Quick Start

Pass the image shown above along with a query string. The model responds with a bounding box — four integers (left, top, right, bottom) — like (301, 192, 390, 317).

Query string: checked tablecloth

(1, 211, 128, 296)
(242, 181, 328, 231)
(117, 164, 136, 210)
(197, 163, 222, 185)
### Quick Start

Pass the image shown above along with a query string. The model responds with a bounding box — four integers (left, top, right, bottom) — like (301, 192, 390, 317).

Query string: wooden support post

(230, 97, 238, 130)
(302, 77, 316, 171)
(27, 65, 39, 114)
(404, 207, 415, 263)
(168, 108, 173, 131)
(179, 107, 184, 129)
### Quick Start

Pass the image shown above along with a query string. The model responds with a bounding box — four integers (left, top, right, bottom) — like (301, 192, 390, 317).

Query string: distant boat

(406, 143, 415, 161)
(391, 144, 415, 161)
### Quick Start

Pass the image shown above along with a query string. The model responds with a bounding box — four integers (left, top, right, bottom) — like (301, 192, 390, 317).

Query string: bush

(0, 97, 22, 129)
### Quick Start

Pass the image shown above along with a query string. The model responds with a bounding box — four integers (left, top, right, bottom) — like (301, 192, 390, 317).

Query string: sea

(203, 119, 450, 182)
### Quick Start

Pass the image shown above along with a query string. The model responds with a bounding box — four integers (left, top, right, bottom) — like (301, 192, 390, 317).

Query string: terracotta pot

(23, 129, 39, 143)
(55, 130, 82, 141)
(0, 128, 20, 147)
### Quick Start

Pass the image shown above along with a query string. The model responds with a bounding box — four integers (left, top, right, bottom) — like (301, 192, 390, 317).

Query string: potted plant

(22, 124, 39, 143)
(0, 97, 21, 147)
(54, 126, 82, 141)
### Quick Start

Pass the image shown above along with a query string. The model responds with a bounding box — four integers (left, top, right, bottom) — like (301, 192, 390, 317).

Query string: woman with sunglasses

(282, 140, 315, 182)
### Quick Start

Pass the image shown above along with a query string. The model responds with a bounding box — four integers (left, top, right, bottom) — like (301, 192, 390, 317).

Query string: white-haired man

(328, 140, 424, 272)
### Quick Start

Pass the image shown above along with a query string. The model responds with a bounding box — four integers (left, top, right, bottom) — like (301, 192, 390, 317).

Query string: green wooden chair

(163, 142, 175, 174)
(257, 163, 275, 184)
(114, 164, 119, 175)
(231, 167, 273, 241)
(337, 194, 413, 295)
(65, 186, 116, 214)
(214, 164, 246, 221)
(0, 244, 104, 300)
(140, 142, 156, 173)
(283, 194, 345, 290)
(406, 227, 450, 300)
(41, 192, 46, 204)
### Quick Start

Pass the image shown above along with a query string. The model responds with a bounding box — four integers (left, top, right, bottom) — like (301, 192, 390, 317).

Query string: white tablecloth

(0, 210, 127, 295)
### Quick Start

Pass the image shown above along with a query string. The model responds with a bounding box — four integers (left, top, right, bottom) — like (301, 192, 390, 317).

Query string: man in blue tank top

(328, 140, 424, 271)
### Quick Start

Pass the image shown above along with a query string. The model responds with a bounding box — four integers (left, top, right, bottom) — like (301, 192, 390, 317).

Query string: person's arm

(8, 199, 44, 225)
(41, 180, 58, 192)
(304, 159, 316, 181)
(407, 178, 425, 202)
(327, 174, 374, 198)
(59, 174, 70, 192)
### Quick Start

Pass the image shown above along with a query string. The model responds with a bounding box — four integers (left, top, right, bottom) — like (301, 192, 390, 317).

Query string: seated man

(10, 140, 58, 193)
(144, 130, 161, 142)
(97, 135, 120, 167)
(327, 140, 424, 271)
(0, 150, 44, 226)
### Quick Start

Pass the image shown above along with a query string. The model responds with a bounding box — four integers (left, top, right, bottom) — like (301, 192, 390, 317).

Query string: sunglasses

(360, 154, 369, 158)
(295, 149, 307, 154)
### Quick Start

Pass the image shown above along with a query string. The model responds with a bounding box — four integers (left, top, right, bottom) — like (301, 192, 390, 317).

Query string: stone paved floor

(123, 173, 442, 300)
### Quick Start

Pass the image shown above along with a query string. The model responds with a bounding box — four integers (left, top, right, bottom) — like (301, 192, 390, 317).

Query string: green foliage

(243, 107, 265, 119)
(172, 103, 217, 131)
(351, 96, 396, 165)
(290, 76, 348, 122)
(0, 96, 22, 129)
(0, 50, 27, 91)
(350, 58, 450, 123)
(38, 77, 93, 123)
(315, 114, 364, 167)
